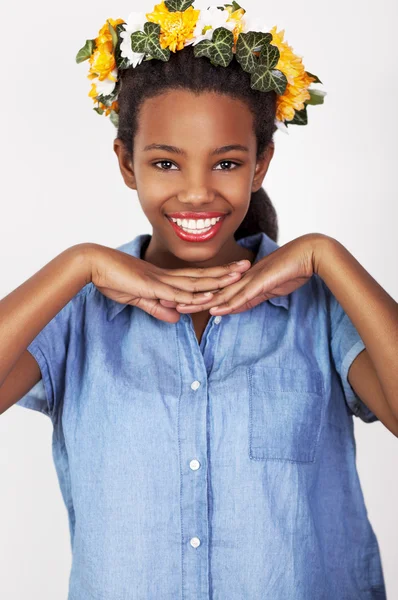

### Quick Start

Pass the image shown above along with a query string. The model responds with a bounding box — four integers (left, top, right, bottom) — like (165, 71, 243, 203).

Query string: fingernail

(204, 291, 213, 296)
(179, 303, 186, 307)
(228, 272, 239, 277)
(236, 260, 248, 265)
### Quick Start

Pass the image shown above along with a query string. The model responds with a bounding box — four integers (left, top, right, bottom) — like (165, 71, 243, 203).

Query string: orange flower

(88, 18, 124, 82)
(146, 1, 200, 52)
(269, 26, 316, 122)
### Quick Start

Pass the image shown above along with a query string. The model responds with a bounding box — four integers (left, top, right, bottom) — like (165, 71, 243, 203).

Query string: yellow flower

(88, 18, 124, 82)
(89, 82, 98, 99)
(224, 5, 246, 51)
(269, 26, 316, 123)
(146, 1, 200, 52)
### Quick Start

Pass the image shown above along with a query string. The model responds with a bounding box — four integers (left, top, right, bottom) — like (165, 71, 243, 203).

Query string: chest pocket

(247, 365, 324, 463)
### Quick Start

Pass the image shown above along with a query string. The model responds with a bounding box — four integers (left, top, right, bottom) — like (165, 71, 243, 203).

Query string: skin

(113, 88, 274, 270)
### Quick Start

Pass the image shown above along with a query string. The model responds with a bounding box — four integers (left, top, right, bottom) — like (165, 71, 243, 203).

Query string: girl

(1, 3, 396, 598)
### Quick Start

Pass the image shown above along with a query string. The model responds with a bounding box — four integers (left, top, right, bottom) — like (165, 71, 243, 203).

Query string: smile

(166, 215, 227, 242)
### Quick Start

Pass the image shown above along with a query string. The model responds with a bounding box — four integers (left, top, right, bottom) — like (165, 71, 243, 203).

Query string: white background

(1, 0, 397, 597)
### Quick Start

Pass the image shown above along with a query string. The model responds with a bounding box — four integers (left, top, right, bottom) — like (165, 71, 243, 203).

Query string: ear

(113, 138, 137, 190)
(251, 142, 275, 193)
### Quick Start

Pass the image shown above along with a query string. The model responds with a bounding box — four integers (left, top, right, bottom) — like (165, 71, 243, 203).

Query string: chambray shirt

(16, 231, 387, 599)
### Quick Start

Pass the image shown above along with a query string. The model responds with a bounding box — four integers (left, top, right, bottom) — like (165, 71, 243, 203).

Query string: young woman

(1, 3, 396, 598)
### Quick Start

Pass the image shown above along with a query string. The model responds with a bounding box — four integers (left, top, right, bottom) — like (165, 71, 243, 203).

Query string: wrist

(67, 243, 100, 286)
(309, 233, 338, 277)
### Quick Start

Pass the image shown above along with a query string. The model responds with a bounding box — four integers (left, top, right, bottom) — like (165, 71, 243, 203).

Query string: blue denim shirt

(17, 231, 387, 599)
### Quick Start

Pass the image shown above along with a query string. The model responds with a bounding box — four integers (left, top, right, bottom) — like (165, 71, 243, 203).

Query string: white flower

(184, 5, 235, 47)
(240, 12, 271, 35)
(119, 11, 147, 67)
(275, 118, 289, 134)
(94, 69, 118, 97)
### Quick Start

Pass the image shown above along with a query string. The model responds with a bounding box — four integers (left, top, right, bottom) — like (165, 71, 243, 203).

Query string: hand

(86, 244, 252, 323)
(160, 234, 329, 316)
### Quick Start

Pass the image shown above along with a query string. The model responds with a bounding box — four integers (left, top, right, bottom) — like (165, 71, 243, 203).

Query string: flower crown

(76, 1, 326, 132)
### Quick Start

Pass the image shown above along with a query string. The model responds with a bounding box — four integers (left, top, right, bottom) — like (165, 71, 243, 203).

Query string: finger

(208, 284, 267, 314)
(160, 259, 251, 278)
(134, 297, 181, 323)
(159, 270, 243, 293)
(175, 277, 248, 312)
(153, 280, 221, 305)
(225, 294, 268, 314)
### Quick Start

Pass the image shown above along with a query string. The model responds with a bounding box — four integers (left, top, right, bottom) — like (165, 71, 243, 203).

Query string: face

(114, 89, 274, 269)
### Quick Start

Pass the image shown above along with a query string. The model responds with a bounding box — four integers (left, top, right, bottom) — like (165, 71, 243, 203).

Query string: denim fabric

(16, 231, 387, 599)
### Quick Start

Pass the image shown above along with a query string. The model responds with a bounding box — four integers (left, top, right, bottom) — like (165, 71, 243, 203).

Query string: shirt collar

(106, 232, 290, 321)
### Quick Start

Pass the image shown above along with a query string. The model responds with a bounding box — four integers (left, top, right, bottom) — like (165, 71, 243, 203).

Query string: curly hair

(116, 43, 279, 242)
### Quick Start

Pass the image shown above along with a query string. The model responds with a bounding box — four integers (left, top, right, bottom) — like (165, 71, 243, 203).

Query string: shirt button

(190, 537, 201, 548)
(191, 380, 200, 390)
(214, 316, 222, 324)
(190, 459, 200, 470)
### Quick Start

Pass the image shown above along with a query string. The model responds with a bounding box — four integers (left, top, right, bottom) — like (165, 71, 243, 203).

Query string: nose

(177, 170, 216, 208)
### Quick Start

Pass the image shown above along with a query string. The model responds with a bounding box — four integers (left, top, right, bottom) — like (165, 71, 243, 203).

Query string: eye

(152, 160, 178, 171)
(214, 160, 241, 171)
(152, 160, 241, 171)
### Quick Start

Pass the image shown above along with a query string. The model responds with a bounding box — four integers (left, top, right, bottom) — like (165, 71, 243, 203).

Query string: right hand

(86, 244, 252, 323)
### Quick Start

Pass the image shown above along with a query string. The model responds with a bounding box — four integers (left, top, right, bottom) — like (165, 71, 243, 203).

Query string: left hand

(159, 233, 329, 315)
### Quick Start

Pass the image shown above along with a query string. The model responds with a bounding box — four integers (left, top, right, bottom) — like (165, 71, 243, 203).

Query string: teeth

(170, 216, 223, 231)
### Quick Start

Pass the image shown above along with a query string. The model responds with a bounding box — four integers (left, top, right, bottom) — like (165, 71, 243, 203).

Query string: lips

(167, 213, 227, 242)
(166, 211, 228, 219)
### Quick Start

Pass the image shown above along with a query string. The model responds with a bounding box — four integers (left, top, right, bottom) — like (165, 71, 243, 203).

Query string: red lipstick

(166, 212, 228, 243)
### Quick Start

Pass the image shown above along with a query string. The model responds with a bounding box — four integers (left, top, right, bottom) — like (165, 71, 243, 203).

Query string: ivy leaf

(250, 43, 287, 94)
(130, 22, 170, 62)
(164, 0, 194, 11)
(76, 39, 95, 63)
(193, 27, 234, 67)
(223, 1, 244, 12)
(235, 31, 273, 74)
(289, 105, 308, 126)
(306, 71, 323, 84)
(306, 89, 326, 106)
(109, 110, 119, 128)
(107, 20, 119, 52)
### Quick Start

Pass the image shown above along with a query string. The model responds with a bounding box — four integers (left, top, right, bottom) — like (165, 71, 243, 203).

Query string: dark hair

(116, 44, 279, 242)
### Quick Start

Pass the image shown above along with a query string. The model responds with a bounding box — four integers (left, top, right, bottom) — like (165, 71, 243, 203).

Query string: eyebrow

(142, 143, 249, 156)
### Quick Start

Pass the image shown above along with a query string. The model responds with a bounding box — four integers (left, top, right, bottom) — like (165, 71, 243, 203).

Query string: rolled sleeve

(15, 284, 91, 421)
(322, 278, 379, 423)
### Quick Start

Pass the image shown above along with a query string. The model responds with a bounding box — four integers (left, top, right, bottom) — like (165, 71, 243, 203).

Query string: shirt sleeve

(15, 285, 90, 421)
(320, 278, 379, 423)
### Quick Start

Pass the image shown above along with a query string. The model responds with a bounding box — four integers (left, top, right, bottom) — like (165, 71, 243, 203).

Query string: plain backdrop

(1, 0, 397, 598)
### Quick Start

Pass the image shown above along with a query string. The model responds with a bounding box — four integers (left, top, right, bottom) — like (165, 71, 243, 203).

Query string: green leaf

(164, 0, 194, 11)
(235, 31, 273, 74)
(93, 106, 104, 115)
(193, 27, 234, 67)
(306, 71, 322, 84)
(249, 42, 287, 94)
(107, 20, 119, 52)
(289, 105, 308, 125)
(76, 39, 95, 63)
(130, 22, 170, 62)
(306, 89, 326, 106)
(109, 110, 119, 128)
(223, 1, 243, 11)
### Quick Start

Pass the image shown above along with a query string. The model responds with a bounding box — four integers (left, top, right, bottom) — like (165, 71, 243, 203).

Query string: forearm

(314, 236, 398, 416)
(0, 243, 94, 387)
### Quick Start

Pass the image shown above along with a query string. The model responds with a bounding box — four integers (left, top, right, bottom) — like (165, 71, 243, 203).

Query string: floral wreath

(76, 1, 326, 133)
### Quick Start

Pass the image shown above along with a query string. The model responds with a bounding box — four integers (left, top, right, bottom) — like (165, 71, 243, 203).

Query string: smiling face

(114, 89, 274, 269)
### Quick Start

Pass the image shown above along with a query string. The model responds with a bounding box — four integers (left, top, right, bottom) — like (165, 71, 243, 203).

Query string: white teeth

(168, 215, 224, 235)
